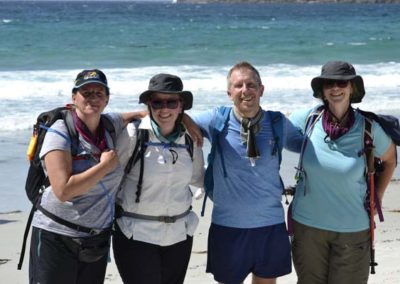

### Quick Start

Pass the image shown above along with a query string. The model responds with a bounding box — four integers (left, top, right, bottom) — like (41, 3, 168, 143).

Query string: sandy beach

(1, 180, 399, 284)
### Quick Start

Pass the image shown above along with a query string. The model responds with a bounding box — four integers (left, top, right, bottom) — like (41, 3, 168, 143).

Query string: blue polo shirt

(193, 107, 302, 228)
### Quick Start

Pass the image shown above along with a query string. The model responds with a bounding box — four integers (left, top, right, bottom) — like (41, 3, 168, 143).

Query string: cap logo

(84, 71, 100, 80)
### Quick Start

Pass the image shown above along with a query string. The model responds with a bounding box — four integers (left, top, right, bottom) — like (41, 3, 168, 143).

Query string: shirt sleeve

(39, 119, 71, 159)
(288, 108, 312, 134)
(104, 112, 125, 136)
(191, 108, 217, 141)
(190, 143, 205, 188)
(116, 121, 138, 169)
(283, 115, 304, 153)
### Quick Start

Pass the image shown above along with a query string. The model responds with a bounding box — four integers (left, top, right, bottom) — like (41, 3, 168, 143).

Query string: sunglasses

(79, 90, 108, 99)
(323, 80, 349, 89)
(150, 99, 181, 110)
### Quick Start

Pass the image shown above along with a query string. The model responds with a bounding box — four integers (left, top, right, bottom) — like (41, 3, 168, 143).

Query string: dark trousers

(112, 224, 193, 284)
(29, 227, 108, 284)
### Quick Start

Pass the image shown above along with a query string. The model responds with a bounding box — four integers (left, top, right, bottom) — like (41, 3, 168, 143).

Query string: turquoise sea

(0, 1, 399, 212)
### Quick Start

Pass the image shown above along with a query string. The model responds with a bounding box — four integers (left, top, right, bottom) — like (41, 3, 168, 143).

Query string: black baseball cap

(72, 69, 109, 93)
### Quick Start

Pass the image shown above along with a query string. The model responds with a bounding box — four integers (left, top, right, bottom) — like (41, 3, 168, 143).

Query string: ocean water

(0, 1, 399, 212)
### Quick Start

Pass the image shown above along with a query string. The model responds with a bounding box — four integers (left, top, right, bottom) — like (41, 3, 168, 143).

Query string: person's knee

(252, 274, 276, 284)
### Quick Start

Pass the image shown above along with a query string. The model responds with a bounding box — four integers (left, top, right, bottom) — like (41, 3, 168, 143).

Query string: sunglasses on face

(79, 90, 108, 99)
(323, 80, 350, 89)
(150, 99, 181, 110)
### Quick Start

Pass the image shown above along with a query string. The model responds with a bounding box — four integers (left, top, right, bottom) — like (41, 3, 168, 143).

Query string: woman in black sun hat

(113, 73, 204, 284)
(288, 61, 396, 284)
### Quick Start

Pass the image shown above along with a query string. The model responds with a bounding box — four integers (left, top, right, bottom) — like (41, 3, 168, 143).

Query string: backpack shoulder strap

(364, 115, 375, 172)
(201, 106, 231, 217)
(268, 111, 284, 164)
(210, 106, 231, 174)
(184, 133, 194, 160)
(120, 120, 149, 203)
(294, 106, 324, 195)
(59, 109, 79, 156)
(358, 108, 400, 146)
(124, 120, 147, 175)
(212, 106, 231, 134)
(100, 114, 117, 148)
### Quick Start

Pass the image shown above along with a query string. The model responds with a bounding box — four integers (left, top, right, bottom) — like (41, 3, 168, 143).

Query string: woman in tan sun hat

(288, 61, 396, 284)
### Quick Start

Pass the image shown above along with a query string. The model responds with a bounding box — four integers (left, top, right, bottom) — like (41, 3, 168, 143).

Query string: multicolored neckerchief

(322, 106, 355, 140)
(72, 111, 108, 153)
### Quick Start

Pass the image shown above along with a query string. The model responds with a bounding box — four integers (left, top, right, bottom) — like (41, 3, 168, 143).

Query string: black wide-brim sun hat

(139, 73, 193, 110)
(311, 61, 365, 103)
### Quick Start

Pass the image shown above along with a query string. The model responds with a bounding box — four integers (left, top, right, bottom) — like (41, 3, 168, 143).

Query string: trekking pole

(368, 171, 378, 274)
(366, 146, 378, 274)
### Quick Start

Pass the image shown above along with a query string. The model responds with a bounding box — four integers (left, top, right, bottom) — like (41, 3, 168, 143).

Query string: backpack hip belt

(117, 206, 192, 223)
(37, 204, 108, 235)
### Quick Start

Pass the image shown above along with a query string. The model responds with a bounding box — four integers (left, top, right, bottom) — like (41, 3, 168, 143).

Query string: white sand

(2, 181, 399, 284)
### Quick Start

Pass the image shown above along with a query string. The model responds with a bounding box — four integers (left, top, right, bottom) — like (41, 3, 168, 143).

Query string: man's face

(227, 68, 264, 118)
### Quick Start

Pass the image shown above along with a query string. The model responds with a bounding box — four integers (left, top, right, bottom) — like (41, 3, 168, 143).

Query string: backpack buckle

(158, 216, 176, 223)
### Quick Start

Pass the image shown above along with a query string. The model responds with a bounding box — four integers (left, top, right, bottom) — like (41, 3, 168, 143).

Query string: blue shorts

(206, 222, 292, 284)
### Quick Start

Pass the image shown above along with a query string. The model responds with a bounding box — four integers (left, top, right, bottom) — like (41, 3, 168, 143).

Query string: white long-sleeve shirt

(115, 116, 204, 246)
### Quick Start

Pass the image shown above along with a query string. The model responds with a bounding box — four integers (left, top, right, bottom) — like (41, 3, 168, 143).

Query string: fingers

(100, 150, 119, 171)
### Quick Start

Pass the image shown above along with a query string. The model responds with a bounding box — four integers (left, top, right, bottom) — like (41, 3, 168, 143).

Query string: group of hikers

(25, 60, 397, 284)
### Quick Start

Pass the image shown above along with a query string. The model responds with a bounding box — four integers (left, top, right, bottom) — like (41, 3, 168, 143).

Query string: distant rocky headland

(177, 0, 400, 3)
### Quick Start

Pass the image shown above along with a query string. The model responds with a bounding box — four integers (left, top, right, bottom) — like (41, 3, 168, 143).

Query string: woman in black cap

(113, 73, 204, 284)
(29, 69, 132, 283)
(288, 61, 396, 284)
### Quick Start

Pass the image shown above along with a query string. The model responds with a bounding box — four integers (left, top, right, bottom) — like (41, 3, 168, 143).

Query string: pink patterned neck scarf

(322, 107, 355, 140)
(72, 111, 108, 152)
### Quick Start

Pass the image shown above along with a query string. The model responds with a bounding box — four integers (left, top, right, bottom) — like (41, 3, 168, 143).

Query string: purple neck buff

(72, 110, 108, 153)
(322, 107, 355, 140)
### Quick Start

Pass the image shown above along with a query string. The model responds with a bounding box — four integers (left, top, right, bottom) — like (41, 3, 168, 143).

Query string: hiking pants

(29, 227, 108, 284)
(112, 223, 193, 284)
(292, 220, 370, 284)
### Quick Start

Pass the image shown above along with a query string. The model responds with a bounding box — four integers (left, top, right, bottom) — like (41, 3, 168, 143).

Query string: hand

(100, 150, 119, 172)
(193, 187, 205, 200)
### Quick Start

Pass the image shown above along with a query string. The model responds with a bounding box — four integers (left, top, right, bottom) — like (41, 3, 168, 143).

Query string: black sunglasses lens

(151, 100, 163, 109)
(166, 100, 179, 109)
(324, 80, 349, 88)
(336, 80, 349, 88)
(150, 99, 179, 109)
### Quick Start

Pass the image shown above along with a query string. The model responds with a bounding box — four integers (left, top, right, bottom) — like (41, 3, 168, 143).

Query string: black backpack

(18, 106, 116, 270)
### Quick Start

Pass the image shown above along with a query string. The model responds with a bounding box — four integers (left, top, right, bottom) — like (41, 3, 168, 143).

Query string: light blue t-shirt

(193, 107, 303, 228)
(289, 108, 391, 232)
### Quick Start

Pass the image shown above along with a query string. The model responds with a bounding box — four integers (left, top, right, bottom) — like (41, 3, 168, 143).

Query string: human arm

(285, 110, 309, 153)
(190, 145, 205, 188)
(182, 113, 204, 147)
(45, 149, 119, 202)
(189, 142, 205, 199)
(121, 110, 148, 126)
